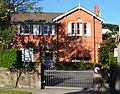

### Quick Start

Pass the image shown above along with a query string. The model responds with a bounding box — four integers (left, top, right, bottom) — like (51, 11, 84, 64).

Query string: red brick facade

(12, 5, 104, 64)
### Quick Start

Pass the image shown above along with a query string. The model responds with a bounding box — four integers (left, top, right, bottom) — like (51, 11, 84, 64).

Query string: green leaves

(0, 0, 41, 29)
(98, 32, 117, 68)
(0, 49, 17, 68)
(102, 23, 119, 32)
(0, 26, 17, 51)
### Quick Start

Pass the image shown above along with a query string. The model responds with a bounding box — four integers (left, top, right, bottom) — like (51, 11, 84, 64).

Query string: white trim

(17, 25, 21, 35)
(86, 23, 91, 36)
(76, 23, 82, 36)
(33, 25, 39, 35)
(84, 23, 91, 37)
(53, 6, 105, 22)
(68, 22, 75, 36)
(20, 48, 33, 62)
(50, 25, 55, 35)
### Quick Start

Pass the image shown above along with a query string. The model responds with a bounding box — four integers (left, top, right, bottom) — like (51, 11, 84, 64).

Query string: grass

(0, 90, 32, 94)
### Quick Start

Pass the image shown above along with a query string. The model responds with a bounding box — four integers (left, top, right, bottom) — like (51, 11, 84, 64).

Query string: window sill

(72, 60, 89, 62)
(68, 34, 75, 36)
(76, 34, 82, 36)
(84, 35, 91, 37)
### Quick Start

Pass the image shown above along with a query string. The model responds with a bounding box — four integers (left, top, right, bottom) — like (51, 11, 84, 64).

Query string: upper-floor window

(18, 24, 55, 36)
(76, 23, 82, 36)
(24, 25, 30, 34)
(33, 25, 40, 35)
(68, 22, 82, 36)
(84, 23, 87, 35)
(18, 25, 22, 35)
(84, 23, 91, 36)
(71, 23, 75, 35)
(50, 25, 55, 35)
(43, 25, 48, 35)
(68, 23, 75, 36)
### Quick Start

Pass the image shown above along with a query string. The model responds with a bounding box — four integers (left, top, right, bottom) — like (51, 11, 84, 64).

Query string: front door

(44, 53, 53, 69)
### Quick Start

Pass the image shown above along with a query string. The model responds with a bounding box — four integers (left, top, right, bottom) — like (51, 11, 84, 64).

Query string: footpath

(0, 88, 119, 94)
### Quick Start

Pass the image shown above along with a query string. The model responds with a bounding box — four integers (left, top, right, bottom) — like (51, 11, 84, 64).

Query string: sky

(38, 0, 120, 25)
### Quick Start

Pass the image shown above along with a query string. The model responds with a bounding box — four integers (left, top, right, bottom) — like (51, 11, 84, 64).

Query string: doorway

(44, 53, 53, 70)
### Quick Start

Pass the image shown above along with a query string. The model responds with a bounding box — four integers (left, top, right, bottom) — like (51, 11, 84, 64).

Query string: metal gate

(44, 69, 94, 89)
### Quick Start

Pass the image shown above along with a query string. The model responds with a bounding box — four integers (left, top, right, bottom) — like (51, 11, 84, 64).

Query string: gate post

(41, 63, 45, 89)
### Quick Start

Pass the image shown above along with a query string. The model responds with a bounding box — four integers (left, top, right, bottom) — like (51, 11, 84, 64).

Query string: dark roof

(11, 12, 63, 23)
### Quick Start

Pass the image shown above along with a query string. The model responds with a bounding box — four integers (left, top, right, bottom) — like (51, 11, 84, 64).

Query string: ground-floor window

(20, 48, 33, 62)
(71, 57, 91, 62)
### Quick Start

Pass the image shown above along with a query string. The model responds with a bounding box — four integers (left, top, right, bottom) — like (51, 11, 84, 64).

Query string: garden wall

(0, 63, 41, 89)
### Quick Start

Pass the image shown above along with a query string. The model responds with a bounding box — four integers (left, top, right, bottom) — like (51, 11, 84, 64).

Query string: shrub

(54, 62, 94, 70)
(0, 49, 18, 68)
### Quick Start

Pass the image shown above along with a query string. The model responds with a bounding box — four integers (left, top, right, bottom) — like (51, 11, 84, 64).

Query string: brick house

(11, 4, 104, 68)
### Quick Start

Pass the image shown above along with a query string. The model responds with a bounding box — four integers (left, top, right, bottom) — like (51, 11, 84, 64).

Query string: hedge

(54, 62, 95, 70)
(0, 49, 19, 68)
(0, 49, 34, 68)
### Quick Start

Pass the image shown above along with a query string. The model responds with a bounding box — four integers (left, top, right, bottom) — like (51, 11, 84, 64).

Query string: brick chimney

(94, 4, 100, 16)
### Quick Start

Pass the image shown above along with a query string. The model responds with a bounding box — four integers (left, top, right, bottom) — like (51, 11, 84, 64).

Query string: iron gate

(43, 66, 94, 89)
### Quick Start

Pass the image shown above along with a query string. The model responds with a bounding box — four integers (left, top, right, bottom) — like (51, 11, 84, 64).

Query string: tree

(102, 23, 119, 32)
(0, 26, 17, 54)
(0, 0, 42, 52)
(98, 32, 117, 68)
(0, 0, 41, 29)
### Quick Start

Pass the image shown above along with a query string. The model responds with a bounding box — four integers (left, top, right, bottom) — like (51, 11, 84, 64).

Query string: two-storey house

(11, 4, 104, 68)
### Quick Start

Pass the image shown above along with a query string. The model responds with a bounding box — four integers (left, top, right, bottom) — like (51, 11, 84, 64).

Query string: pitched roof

(11, 12, 63, 23)
(53, 6, 105, 22)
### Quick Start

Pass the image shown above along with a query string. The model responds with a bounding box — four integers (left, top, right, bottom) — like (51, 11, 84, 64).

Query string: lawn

(0, 90, 32, 94)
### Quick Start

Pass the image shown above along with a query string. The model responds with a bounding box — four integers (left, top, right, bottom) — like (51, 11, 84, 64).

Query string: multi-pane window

(43, 25, 48, 35)
(76, 23, 82, 36)
(18, 25, 22, 35)
(77, 23, 80, 34)
(18, 24, 55, 35)
(71, 23, 75, 35)
(50, 25, 55, 35)
(84, 23, 87, 35)
(68, 23, 82, 36)
(21, 48, 33, 62)
(68, 23, 75, 36)
(33, 25, 39, 35)
(84, 23, 91, 36)
(24, 25, 30, 34)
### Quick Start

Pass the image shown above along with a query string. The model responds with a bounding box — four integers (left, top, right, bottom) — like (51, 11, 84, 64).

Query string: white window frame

(20, 48, 33, 62)
(50, 25, 55, 35)
(68, 23, 75, 36)
(43, 25, 48, 35)
(17, 25, 21, 35)
(84, 23, 91, 36)
(76, 23, 82, 36)
(33, 25, 40, 35)
(71, 57, 90, 62)
(39, 25, 42, 35)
